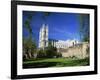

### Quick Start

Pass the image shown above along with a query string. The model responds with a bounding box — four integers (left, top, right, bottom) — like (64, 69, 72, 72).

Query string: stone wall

(57, 42, 89, 59)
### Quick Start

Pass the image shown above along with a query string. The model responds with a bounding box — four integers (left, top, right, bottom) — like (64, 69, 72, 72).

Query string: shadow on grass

(23, 62, 59, 68)
(24, 58, 46, 62)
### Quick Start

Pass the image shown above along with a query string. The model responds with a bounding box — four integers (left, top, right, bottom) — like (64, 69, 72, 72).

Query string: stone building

(56, 40, 79, 49)
(48, 39, 58, 47)
(58, 42, 89, 59)
(39, 24, 48, 49)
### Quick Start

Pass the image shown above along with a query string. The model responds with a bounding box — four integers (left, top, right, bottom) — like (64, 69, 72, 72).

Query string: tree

(37, 49, 46, 58)
(24, 15, 33, 37)
(78, 14, 89, 42)
(23, 13, 37, 59)
(23, 12, 51, 59)
(45, 45, 58, 58)
(23, 37, 37, 60)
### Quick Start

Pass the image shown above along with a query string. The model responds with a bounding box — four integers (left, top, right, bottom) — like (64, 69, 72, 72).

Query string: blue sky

(23, 11, 89, 46)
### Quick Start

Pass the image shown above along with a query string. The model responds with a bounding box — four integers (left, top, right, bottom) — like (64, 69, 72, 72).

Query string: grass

(23, 58, 89, 68)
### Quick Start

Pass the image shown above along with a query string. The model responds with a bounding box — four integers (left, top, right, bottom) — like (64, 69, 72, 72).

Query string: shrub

(37, 45, 62, 58)
(37, 49, 46, 58)
(56, 52, 62, 58)
(45, 46, 58, 58)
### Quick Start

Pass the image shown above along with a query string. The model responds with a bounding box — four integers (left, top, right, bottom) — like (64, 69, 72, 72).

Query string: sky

(23, 11, 89, 46)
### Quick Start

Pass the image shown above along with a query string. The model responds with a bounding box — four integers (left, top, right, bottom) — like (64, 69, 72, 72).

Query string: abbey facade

(39, 24, 79, 49)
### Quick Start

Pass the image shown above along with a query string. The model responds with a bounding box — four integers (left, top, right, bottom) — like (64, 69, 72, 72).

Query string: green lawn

(23, 58, 89, 68)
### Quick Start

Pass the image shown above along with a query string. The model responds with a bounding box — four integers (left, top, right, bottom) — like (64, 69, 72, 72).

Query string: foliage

(45, 45, 57, 58)
(37, 49, 46, 58)
(24, 15, 33, 35)
(78, 14, 90, 42)
(23, 37, 37, 59)
(56, 52, 62, 58)
(36, 45, 61, 58)
(23, 12, 52, 59)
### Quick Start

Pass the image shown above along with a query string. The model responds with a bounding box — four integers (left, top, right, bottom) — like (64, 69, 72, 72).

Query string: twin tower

(39, 24, 48, 49)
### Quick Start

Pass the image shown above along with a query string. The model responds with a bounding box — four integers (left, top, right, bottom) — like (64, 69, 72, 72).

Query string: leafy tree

(24, 15, 33, 36)
(23, 12, 52, 59)
(37, 49, 46, 58)
(37, 45, 59, 58)
(56, 52, 62, 58)
(78, 14, 89, 42)
(23, 13, 37, 59)
(23, 37, 37, 59)
(45, 45, 58, 58)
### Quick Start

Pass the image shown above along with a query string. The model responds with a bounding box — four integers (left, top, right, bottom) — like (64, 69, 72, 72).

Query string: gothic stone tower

(39, 24, 48, 49)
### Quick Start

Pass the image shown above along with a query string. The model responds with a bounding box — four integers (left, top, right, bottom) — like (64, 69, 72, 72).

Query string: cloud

(53, 27, 79, 40)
